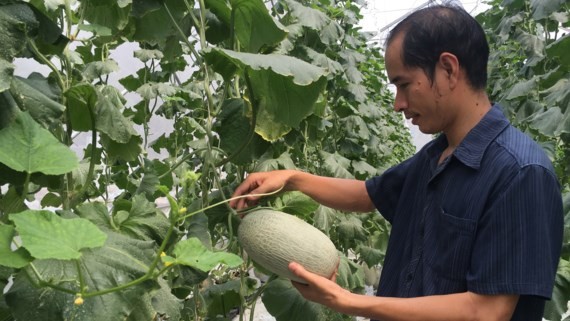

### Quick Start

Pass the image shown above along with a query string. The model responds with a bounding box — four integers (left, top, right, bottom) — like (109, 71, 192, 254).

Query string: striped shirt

(365, 105, 563, 320)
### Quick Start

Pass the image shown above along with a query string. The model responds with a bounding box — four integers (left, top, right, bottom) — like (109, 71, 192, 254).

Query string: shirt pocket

(426, 208, 477, 280)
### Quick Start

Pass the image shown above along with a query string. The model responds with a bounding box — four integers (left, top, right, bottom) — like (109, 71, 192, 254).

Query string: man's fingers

(289, 262, 316, 284)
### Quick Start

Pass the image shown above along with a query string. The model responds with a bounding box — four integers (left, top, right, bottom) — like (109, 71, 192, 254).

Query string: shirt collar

(426, 104, 510, 170)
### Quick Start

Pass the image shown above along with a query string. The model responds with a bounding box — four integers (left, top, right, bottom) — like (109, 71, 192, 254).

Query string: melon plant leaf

(530, 0, 564, 20)
(357, 245, 385, 267)
(284, 0, 330, 30)
(4, 232, 177, 321)
(113, 194, 171, 243)
(200, 278, 257, 318)
(0, 225, 32, 268)
(262, 278, 331, 321)
(529, 107, 570, 136)
(204, 48, 327, 140)
(81, 0, 130, 34)
(0, 59, 14, 92)
(83, 60, 119, 82)
(0, 4, 37, 61)
(543, 78, 570, 110)
(95, 87, 138, 144)
(131, 0, 161, 18)
(65, 83, 98, 131)
(313, 206, 338, 235)
(337, 215, 367, 250)
(205, 48, 327, 85)
(136, 82, 178, 100)
(336, 253, 365, 290)
(10, 75, 65, 127)
(231, 0, 288, 53)
(170, 238, 243, 271)
(0, 91, 18, 130)
(275, 191, 319, 217)
(214, 98, 270, 165)
(204, 0, 231, 24)
(75, 202, 114, 231)
(0, 185, 28, 214)
(100, 133, 143, 162)
(0, 112, 79, 175)
(9, 210, 107, 260)
(544, 259, 570, 321)
(546, 36, 570, 71)
(319, 151, 354, 179)
(131, 0, 188, 46)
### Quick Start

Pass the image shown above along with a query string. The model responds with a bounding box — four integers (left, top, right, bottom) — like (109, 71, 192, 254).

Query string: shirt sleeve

(365, 157, 414, 224)
(467, 164, 563, 299)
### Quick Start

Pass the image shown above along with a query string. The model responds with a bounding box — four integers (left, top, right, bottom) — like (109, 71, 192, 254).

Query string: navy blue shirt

(365, 105, 563, 320)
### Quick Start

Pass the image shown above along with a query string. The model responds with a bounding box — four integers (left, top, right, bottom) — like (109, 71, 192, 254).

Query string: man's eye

(397, 83, 409, 90)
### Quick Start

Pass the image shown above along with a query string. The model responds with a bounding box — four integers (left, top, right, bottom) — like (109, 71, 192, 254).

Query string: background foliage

(3, 0, 569, 320)
(0, 0, 413, 320)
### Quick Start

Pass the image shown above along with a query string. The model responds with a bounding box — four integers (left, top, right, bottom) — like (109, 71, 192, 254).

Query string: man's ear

(438, 52, 460, 89)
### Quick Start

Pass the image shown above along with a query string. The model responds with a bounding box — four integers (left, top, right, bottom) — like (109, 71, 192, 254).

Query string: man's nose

(393, 91, 407, 112)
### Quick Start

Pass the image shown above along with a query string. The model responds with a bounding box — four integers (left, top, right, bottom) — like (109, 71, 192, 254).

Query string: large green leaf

(231, 0, 288, 53)
(336, 254, 365, 290)
(284, 0, 343, 45)
(262, 278, 332, 321)
(100, 133, 143, 162)
(284, 0, 330, 30)
(5, 232, 180, 321)
(95, 85, 138, 144)
(113, 194, 171, 243)
(166, 237, 243, 271)
(0, 91, 18, 130)
(9, 210, 107, 260)
(313, 205, 338, 235)
(204, 48, 327, 141)
(0, 111, 78, 175)
(546, 35, 570, 71)
(0, 224, 31, 268)
(65, 83, 98, 131)
(205, 48, 327, 85)
(76, 196, 171, 244)
(132, 0, 188, 46)
(530, 0, 565, 20)
(215, 98, 270, 164)
(201, 278, 257, 318)
(0, 4, 37, 61)
(10, 74, 65, 127)
(81, 0, 130, 33)
(274, 191, 319, 217)
(543, 78, 570, 112)
(319, 151, 354, 179)
(529, 106, 570, 136)
(0, 59, 14, 92)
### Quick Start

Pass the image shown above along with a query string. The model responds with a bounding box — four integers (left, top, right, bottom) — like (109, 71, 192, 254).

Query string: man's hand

(288, 262, 352, 314)
(230, 170, 297, 210)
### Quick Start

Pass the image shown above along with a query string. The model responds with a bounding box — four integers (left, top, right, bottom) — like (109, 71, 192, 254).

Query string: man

(230, 4, 563, 321)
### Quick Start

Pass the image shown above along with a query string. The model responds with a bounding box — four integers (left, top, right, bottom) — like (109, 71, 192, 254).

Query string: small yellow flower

(165, 261, 173, 267)
(74, 296, 84, 306)
(160, 252, 166, 257)
(178, 207, 187, 215)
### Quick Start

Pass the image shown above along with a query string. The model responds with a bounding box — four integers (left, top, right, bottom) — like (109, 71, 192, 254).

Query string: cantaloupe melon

(237, 209, 339, 284)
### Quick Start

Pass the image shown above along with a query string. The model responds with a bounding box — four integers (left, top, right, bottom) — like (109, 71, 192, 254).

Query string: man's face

(384, 34, 453, 135)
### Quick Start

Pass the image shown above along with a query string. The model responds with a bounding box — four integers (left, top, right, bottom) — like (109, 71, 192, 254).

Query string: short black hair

(386, 4, 489, 90)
